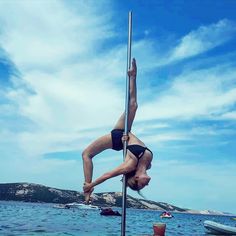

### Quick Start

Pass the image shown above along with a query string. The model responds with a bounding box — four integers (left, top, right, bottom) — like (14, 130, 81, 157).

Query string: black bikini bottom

(111, 129, 124, 151)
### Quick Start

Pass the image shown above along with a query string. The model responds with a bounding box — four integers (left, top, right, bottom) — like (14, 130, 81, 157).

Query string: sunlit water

(0, 201, 235, 236)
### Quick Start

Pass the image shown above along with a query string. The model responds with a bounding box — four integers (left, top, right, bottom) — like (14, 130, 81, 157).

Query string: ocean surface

(0, 201, 235, 236)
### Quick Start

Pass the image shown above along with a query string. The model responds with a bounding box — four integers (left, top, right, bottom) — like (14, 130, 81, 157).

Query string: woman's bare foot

(83, 182, 94, 203)
(128, 58, 137, 78)
(84, 190, 93, 203)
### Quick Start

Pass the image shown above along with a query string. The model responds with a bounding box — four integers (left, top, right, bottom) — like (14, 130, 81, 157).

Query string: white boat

(204, 220, 236, 235)
(160, 211, 173, 218)
(65, 202, 99, 210)
(160, 214, 173, 218)
(53, 204, 70, 209)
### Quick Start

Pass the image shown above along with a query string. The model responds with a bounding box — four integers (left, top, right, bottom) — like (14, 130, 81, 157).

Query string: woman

(82, 58, 153, 203)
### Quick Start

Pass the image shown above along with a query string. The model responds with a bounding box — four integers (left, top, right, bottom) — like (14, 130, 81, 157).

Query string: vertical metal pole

(121, 11, 132, 236)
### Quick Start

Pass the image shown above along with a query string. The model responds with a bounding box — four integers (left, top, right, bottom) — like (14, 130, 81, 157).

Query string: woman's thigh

(83, 133, 113, 157)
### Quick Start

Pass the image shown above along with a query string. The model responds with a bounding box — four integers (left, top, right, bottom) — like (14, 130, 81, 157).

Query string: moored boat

(100, 208, 121, 216)
(160, 211, 173, 218)
(65, 202, 99, 210)
(53, 204, 70, 209)
(204, 220, 236, 235)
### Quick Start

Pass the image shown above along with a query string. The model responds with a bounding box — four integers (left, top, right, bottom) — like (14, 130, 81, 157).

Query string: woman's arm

(83, 160, 135, 193)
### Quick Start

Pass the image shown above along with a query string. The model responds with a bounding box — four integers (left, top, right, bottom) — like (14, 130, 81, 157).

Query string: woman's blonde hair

(126, 171, 146, 199)
(125, 152, 153, 194)
(126, 171, 141, 191)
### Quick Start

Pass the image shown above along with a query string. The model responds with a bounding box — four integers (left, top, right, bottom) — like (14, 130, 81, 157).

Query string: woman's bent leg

(82, 133, 112, 184)
(82, 133, 112, 203)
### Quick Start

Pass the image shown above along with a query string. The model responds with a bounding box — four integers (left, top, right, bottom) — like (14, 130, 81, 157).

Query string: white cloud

(147, 159, 236, 212)
(172, 19, 235, 59)
(219, 111, 236, 120)
(0, 0, 163, 157)
(139, 64, 236, 121)
(144, 132, 191, 144)
(0, 0, 114, 71)
(3, 11, 235, 156)
(0, 1, 125, 156)
(155, 19, 236, 66)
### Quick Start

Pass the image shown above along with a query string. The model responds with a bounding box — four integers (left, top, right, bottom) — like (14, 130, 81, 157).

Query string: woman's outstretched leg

(82, 133, 112, 202)
(113, 58, 138, 131)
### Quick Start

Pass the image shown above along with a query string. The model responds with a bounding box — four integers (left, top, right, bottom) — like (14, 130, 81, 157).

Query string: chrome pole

(121, 11, 132, 236)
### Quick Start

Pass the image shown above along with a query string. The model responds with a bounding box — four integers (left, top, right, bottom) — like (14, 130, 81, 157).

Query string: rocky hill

(0, 183, 83, 204)
(0, 183, 225, 215)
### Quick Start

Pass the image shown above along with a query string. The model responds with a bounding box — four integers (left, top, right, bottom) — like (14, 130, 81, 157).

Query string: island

(0, 183, 227, 215)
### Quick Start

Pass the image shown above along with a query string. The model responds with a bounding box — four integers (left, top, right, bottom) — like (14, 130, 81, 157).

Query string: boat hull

(204, 220, 236, 235)
(66, 203, 99, 210)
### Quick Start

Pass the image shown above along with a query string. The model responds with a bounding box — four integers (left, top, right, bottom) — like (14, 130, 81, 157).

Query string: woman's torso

(125, 132, 152, 163)
(127, 132, 145, 146)
(110, 129, 152, 162)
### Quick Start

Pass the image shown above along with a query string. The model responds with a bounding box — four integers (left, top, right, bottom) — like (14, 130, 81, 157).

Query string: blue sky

(0, 0, 236, 214)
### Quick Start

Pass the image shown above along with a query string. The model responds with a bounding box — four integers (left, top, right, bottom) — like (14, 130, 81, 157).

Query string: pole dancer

(82, 16, 153, 223)
(82, 57, 152, 201)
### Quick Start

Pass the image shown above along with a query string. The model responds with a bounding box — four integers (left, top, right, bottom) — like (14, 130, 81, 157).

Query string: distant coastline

(0, 182, 232, 216)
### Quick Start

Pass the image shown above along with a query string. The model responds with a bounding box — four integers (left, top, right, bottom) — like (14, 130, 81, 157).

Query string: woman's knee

(130, 99, 138, 112)
(82, 149, 94, 160)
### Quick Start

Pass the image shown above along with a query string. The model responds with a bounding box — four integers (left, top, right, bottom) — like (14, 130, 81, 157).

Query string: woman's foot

(84, 189, 94, 203)
(83, 182, 94, 203)
(128, 58, 137, 78)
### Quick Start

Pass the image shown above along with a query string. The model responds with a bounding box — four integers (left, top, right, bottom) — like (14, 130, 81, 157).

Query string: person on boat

(82, 58, 153, 203)
(160, 211, 173, 218)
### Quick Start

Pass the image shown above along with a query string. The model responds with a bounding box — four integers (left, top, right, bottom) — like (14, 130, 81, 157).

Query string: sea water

(0, 201, 235, 236)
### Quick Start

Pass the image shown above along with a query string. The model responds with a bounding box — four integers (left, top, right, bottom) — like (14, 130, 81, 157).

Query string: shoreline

(1, 199, 235, 217)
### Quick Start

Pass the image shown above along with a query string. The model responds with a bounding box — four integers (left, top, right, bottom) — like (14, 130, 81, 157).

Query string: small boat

(65, 202, 99, 210)
(204, 220, 236, 235)
(53, 204, 70, 209)
(100, 208, 121, 216)
(160, 211, 173, 218)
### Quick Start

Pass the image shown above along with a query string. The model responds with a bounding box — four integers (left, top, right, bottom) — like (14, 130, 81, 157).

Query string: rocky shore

(0, 183, 226, 215)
